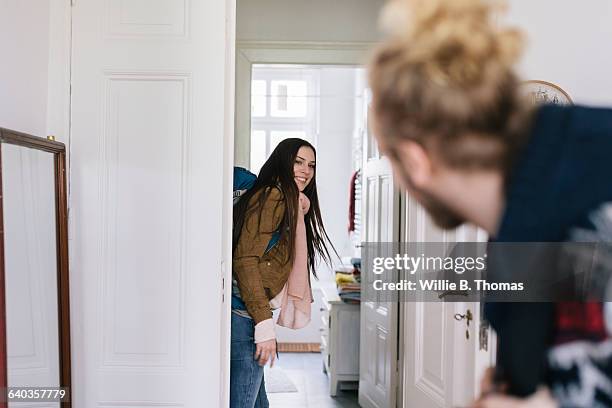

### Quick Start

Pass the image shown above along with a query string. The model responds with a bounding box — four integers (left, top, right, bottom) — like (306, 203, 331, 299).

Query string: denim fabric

(231, 291, 248, 311)
(230, 312, 269, 408)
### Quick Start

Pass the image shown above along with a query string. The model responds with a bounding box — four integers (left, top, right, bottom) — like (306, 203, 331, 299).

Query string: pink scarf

(276, 192, 312, 329)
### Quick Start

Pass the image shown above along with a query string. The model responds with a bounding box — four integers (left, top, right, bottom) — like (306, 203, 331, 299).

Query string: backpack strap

(264, 230, 281, 254)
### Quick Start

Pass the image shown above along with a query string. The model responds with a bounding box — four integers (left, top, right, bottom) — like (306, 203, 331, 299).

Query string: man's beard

(417, 189, 465, 230)
(395, 159, 465, 230)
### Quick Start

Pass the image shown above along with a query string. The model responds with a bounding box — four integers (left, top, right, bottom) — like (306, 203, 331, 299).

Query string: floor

(266, 352, 360, 408)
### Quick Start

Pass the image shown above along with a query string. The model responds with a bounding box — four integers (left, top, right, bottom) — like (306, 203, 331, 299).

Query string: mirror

(3, 144, 59, 403)
(0, 128, 71, 407)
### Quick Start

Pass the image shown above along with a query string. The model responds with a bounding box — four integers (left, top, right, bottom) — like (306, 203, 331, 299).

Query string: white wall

(0, 0, 51, 136)
(316, 67, 357, 266)
(237, 0, 384, 43)
(506, 1, 612, 106)
(275, 66, 358, 343)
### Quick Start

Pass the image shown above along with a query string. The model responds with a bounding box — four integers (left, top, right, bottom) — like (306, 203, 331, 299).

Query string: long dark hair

(233, 138, 337, 278)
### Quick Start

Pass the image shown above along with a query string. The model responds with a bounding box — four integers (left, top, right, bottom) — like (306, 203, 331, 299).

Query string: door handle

(454, 309, 473, 340)
(454, 309, 473, 322)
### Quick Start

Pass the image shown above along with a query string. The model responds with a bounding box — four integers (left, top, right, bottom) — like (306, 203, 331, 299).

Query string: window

(251, 80, 267, 117)
(270, 80, 308, 117)
(249, 66, 319, 174)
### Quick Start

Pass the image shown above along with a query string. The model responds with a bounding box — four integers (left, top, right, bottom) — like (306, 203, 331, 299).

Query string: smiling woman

(293, 146, 316, 191)
(230, 138, 337, 407)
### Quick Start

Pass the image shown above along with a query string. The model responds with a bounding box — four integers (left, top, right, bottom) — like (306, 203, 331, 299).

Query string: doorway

(231, 56, 492, 408)
(244, 63, 365, 407)
(229, 2, 492, 406)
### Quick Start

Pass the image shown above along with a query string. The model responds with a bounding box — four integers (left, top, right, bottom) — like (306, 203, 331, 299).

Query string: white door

(401, 194, 491, 407)
(70, 1, 232, 406)
(359, 94, 400, 408)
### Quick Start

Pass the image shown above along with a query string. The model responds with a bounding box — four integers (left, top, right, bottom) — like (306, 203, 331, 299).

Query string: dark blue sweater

(486, 104, 612, 396)
(497, 104, 612, 241)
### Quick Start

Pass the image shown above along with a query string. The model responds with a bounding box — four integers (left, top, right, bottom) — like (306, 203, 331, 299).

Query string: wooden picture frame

(0, 128, 72, 408)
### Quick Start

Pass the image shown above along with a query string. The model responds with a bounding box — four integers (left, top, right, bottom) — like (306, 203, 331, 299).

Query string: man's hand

(254, 339, 276, 367)
(480, 367, 497, 396)
(473, 387, 557, 408)
(480, 367, 508, 397)
(479, 367, 508, 396)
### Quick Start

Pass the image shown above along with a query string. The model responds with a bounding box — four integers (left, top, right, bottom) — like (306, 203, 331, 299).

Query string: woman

(230, 138, 336, 408)
(368, 0, 612, 407)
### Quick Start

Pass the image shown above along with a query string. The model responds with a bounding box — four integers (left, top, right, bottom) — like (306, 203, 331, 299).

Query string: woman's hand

(254, 339, 276, 367)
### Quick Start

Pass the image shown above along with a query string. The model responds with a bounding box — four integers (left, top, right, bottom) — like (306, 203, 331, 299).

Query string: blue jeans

(230, 312, 269, 408)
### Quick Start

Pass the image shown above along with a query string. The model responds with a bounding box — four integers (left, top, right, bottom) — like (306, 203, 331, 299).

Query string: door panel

(359, 93, 399, 408)
(358, 87, 491, 408)
(402, 194, 489, 407)
(70, 0, 230, 406)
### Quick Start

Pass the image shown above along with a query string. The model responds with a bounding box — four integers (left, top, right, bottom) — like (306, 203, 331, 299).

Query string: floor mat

(264, 366, 298, 393)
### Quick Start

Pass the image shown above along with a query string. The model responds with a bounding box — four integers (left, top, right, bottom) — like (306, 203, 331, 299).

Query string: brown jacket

(233, 186, 292, 324)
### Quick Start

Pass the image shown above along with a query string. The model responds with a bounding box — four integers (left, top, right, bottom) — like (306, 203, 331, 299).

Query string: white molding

(220, 1, 236, 407)
(98, 72, 190, 371)
(237, 42, 374, 66)
(237, 40, 377, 51)
(105, 0, 190, 40)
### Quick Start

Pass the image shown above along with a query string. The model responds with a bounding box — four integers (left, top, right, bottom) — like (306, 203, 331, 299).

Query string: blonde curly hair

(369, 0, 533, 172)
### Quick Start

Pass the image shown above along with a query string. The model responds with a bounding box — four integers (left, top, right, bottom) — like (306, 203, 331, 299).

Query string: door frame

(359, 115, 402, 408)
(234, 40, 375, 167)
(221, 2, 237, 407)
(229, 39, 376, 403)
